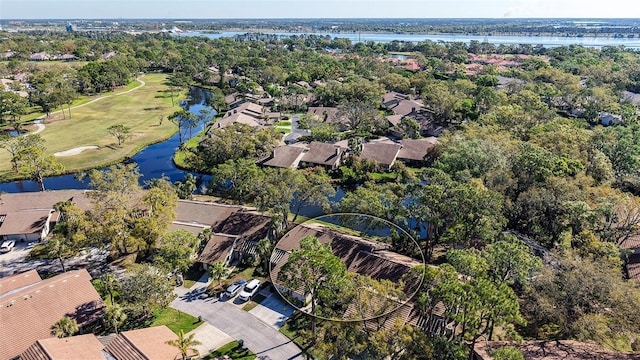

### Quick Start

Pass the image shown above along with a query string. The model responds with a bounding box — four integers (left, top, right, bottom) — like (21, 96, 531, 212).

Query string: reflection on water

(0, 87, 214, 193)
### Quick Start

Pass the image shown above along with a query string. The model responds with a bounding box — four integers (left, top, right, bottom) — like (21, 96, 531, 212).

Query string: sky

(1, 0, 638, 19)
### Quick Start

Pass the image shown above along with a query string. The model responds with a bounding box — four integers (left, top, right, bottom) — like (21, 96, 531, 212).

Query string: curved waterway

(0, 87, 214, 193)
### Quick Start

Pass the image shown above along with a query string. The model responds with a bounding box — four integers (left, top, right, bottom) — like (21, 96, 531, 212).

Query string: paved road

(171, 285, 304, 360)
(284, 114, 310, 144)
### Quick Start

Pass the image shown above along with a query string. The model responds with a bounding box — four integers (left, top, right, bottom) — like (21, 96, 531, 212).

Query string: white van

(238, 279, 261, 302)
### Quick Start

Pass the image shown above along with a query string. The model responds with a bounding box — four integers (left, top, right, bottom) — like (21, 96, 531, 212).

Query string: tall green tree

(279, 236, 347, 336)
(16, 145, 65, 191)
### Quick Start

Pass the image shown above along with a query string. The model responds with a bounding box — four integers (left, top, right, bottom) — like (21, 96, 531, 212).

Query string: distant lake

(179, 31, 640, 49)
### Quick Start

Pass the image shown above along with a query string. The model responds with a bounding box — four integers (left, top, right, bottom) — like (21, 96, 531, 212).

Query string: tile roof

(381, 91, 407, 105)
(21, 334, 105, 360)
(104, 326, 187, 360)
(261, 145, 306, 169)
(360, 142, 402, 166)
(620, 235, 640, 250)
(397, 137, 438, 161)
(0, 269, 104, 360)
(300, 141, 343, 167)
(174, 200, 242, 228)
(0, 269, 41, 294)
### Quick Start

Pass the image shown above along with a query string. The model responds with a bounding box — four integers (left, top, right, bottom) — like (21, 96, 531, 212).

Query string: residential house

(307, 106, 342, 125)
(29, 52, 51, 61)
(0, 269, 105, 360)
(198, 210, 271, 268)
(359, 142, 402, 170)
(104, 325, 193, 360)
(270, 222, 422, 303)
(212, 102, 268, 130)
(0, 209, 55, 242)
(0, 190, 93, 242)
(299, 141, 344, 170)
(169, 200, 242, 235)
(381, 91, 408, 109)
(260, 145, 307, 169)
(396, 137, 438, 165)
(20, 325, 192, 360)
(21, 334, 105, 360)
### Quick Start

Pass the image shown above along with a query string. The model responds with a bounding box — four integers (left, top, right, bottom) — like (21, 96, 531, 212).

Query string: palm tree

(51, 316, 78, 338)
(255, 238, 274, 274)
(166, 330, 201, 360)
(104, 303, 127, 334)
(208, 261, 228, 286)
(100, 273, 121, 305)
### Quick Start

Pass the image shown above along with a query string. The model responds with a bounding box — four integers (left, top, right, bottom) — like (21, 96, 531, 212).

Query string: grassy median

(0, 73, 184, 180)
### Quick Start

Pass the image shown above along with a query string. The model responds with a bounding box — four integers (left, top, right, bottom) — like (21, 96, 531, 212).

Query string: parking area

(249, 293, 295, 330)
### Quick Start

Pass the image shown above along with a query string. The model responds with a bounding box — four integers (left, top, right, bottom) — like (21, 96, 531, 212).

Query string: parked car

(238, 279, 261, 302)
(224, 279, 247, 298)
(0, 240, 16, 253)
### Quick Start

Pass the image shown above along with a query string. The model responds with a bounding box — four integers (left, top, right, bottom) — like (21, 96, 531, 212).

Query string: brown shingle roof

(0, 190, 93, 213)
(360, 142, 402, 167)
(197, 234, 238, 264)
(0, 269, 41, 294)
(0, 209, 53, 236)
(307, 107, 341, 124)
(386, 114, 403, 126)
(21, 334, 105, 360)
(215, 102, 266, 129)
(261, 145, 307, 168)
(174, 200, 241, 228)
(300, 142, 343, 167)
(397, 138, 438, 161)
(104, 326, 186, 360)
(0, 269, 104, 360)
(382, 91, 407, 106)
(388, 99, 423, 117)
(474, 340, 638, 360)
(213, 211, 271, 242)
(273, 223, 420, 286)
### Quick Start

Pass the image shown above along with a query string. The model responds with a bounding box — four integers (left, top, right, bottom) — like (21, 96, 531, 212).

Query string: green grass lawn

(204, 341, 256, 360)
(274, 121, 291, 126)
(0, 73, 184, 180)
(151, 307, 202, 335)
(277, 128, 291, 134)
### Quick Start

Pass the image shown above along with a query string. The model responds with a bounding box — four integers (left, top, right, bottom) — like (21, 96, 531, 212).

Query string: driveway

(0, 244, 109, 278)
(171, 285, 303, 360)
(284, 114, 310, 144)
(249, 293, 295, 330)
